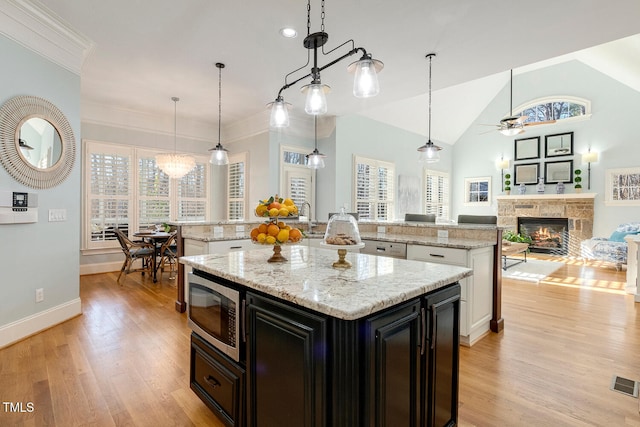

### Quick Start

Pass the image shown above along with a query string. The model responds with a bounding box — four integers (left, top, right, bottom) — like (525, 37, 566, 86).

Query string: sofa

(580, 222, 640, 269)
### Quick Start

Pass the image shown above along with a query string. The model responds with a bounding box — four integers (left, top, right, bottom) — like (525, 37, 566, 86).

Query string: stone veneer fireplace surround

(496, 193, 596, 257)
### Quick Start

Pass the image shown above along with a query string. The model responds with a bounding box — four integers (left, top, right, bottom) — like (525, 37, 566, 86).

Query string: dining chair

(114, 228, 155, 283)
(158, 232, 178, 280)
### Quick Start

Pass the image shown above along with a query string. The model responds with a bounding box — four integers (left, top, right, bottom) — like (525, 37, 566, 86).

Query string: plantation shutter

(179, 162, 208, 221)
(227, 158, 245, 220)
(284, 168, 312, 210)
(138, 154, 170, 229)
(424, 169, 450, 219)
(354, 156, 395, 221)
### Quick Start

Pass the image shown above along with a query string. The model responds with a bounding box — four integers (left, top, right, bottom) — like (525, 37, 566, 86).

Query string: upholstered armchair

(580, 222, 640, 270)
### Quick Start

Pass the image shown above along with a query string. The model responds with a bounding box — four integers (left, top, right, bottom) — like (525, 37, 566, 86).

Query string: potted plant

(574, 169, 582, 193)
(504, 173, 511, 195)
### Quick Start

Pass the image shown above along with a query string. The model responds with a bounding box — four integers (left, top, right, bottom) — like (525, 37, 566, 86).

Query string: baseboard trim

(80, 261, 120, 276)
(0, 298, 82, 348)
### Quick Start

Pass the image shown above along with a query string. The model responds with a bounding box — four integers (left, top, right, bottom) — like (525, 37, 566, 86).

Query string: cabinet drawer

(407, 245, 467, 266)
(191, 333, 245, 427)
(208, 239, 252, 254)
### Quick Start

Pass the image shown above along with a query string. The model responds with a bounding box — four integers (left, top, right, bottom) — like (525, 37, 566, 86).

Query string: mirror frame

(0, 95, 76, 189)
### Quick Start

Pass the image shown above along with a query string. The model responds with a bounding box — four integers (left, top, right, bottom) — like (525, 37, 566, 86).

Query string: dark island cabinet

(246, 292, 328, 427)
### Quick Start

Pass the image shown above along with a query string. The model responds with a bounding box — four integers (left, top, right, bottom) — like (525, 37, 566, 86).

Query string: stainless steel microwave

(187, 272, 243, 362)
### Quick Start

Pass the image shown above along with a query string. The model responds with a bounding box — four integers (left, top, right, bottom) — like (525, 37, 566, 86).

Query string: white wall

(0, 35, 81, 346)
(453, 60, 640, 236)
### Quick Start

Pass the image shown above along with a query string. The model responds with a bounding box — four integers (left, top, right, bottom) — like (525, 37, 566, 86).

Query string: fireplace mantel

(496, 193, 596, 200)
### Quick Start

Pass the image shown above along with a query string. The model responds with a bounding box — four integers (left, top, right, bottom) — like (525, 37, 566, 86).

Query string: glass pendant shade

(352, 58, 381, 98)
(156, 153, 196, 179)
(306, 148, 326, 169)
(302, 83, 330, 115)
(209, 143, 229, 165)
(417, 141, 441, 163)
(269, 97, 290, 128)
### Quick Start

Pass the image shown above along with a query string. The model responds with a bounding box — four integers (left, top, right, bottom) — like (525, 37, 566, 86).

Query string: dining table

(133, 231, 172, 282)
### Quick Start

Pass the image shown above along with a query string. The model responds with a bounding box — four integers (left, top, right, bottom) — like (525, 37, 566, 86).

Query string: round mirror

(17, 117, 63, 170)
(0, 96, 76, 189)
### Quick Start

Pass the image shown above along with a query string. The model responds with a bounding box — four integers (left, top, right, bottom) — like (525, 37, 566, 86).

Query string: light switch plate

(437, 230, 448, 239)
(377, 226, 386, 234)
(48, 209, 67, 222)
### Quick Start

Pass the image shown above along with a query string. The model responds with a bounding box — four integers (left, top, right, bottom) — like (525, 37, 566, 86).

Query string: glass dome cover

(323, 207, 361, 245)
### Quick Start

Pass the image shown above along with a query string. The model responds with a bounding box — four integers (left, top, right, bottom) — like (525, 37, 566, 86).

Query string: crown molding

(0, 0, 94, 75)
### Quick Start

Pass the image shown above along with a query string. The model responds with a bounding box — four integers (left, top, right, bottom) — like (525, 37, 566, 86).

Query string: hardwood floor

(0, 258, 638, 426)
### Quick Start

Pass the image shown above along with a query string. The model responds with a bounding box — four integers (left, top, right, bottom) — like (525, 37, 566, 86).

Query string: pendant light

(268, 0, 383, 128)
(306, 116, 326, 169)
(209, 62, 229, 165)
(156, 97, 196, 179)
(417, 53, 442, 163)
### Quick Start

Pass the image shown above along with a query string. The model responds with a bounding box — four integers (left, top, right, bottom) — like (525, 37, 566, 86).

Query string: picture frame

(605, 167, 640, 206)
(545, 132, 573, 157)
(514, 137, 540, 161)
(544, 160, 573, 184)
(514, 163, 539, 185)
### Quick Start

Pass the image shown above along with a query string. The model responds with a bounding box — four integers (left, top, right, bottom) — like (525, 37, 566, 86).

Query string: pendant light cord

(427, 53, 434, 142)
(172, 96, 179, 153)
(216, 63, 225, 147)
(509, 69, 513, 116)
(314, 115, 318, 149)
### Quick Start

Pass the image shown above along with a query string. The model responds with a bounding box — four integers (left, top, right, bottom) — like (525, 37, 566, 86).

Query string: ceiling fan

(481, 69, 555, 136)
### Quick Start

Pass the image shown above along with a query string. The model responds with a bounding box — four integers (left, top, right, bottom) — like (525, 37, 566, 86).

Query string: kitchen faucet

(302, 201, 314, 233)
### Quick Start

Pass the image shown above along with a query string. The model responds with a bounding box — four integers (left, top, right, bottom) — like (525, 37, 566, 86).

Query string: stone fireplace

(518, 217, 569, 255)
(496, 194, 595, 257)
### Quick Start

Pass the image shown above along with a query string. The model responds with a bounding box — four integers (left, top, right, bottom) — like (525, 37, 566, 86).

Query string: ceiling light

(156, 97, 196, 179)
(209, 62, 229, 166)
(499, 69, 526, 136)
(268, 0, 383, 128)
(280, 27, 297, 38)
(306, 116, 326, 169)
(417, 53, 442, 163)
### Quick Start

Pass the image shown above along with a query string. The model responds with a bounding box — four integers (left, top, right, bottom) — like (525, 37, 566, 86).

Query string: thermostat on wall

(0, 190, 38, 224)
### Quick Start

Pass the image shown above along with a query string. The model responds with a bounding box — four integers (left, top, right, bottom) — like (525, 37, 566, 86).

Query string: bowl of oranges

(251, 196, 304, 262)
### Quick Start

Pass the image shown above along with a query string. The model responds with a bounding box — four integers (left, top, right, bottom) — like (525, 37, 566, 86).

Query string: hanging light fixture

(417, 53, 442, 164)
(268, 0, 383, 128)
(209, 62, 229, 165)
(499, 69, 525, 136)
(306, 116, 326, 169)
(156, 97, 196, 179)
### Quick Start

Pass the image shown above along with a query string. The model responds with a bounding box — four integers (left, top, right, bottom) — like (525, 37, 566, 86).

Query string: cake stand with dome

(320, 208, 364, 268)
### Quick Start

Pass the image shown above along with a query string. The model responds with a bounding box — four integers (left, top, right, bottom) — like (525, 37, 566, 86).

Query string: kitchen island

(180, 246, 472, 427)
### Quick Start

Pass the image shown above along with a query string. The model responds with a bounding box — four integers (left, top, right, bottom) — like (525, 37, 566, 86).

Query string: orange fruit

(268, 201, 281, 210)
(269, 208, 279, 217)
(265, 235, 276, 245)
(283, 198, 294, 206)
(289, 228, 302, 242)
(267, 223, 280, 237)
(258, 223, 268, 234)
(257, 233, 267, 243)
(278, 207, 290, 217)
(277, 229, 290, 244)
(250, 228, 260, 241)
(277, 221, 286, 228)
(255, 205, 268, 217)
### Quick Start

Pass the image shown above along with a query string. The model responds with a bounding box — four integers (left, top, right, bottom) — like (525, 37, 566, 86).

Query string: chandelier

(417, 53, 442, 163)
(268, 0, 383, 128)
(156, 97, 196, 179)
(209, 62, 229, 165)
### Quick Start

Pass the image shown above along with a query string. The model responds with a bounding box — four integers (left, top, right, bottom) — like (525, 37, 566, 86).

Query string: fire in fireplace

(518, 217, 569, 255)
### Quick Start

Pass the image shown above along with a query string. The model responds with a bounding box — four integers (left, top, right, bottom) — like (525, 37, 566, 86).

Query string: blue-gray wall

(0, 35, 81, 334)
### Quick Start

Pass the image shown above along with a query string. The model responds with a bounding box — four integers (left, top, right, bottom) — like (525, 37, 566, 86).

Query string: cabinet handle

(420, 307, 426, 356)
(430, 307, 437, 350)
(376, 247, 386, 252)
(204, 375, 221, 388)
(229, 246, 243, 249)
(241, 298, 247, 342)
(429, 253, 445, 258)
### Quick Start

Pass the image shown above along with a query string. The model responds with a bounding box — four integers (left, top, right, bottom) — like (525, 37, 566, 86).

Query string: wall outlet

(377, 226, 386, 234)
(437, 230, 449, 239)
(48, 209, 67, 222)
(35, 288, 44, 303)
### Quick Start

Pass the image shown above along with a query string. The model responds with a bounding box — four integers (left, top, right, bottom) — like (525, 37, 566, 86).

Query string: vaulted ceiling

(35, 0, 640, 144)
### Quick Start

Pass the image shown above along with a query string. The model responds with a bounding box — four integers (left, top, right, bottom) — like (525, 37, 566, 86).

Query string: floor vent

(610, 375, 639, 397)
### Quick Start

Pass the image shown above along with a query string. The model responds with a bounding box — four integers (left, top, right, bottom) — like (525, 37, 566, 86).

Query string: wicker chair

(158, 232, 178, 279)
(114, 228, 155, 283)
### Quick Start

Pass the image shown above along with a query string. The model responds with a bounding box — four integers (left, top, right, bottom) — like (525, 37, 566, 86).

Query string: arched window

(514, 96, 591, 123)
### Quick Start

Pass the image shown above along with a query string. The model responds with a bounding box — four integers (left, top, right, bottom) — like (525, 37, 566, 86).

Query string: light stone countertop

(180, 245, 472, 320)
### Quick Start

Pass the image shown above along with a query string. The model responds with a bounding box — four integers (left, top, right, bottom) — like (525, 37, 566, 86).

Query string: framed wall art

(605, 167, 640, 206)
(514, 163, 539, 185)
(545, 132, 573, 157)
(514, 136, 540, 161)
(544, 160, 573, 184)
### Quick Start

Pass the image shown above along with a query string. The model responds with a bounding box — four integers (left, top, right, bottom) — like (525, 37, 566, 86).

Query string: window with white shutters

(228, 152, 247, 220)
(354, 156, 395, 221)
(424, 169, 450, 219)
(281, 146, 314, 214)
(84, 141, 209, 251)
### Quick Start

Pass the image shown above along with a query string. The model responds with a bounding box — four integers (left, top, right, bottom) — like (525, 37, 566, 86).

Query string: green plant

(574, 169, 582, 188)
(503, 230, 532, 244)
(504, 173, 511, 191)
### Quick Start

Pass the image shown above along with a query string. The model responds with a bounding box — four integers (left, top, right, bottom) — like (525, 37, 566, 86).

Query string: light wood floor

(0, 258, 638, 426)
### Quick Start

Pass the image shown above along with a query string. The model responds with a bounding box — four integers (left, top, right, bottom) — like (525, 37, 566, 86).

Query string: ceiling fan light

(350, 57, 383, 98)
(268, 97, 290, 128)
(301, 82, 330, 115)
(499, 126, 524, 136)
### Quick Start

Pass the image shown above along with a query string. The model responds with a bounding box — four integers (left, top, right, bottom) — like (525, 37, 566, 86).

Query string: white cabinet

(407, 244, 493, 346)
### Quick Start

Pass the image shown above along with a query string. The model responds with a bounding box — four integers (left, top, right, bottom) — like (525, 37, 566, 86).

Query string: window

(228, 152, 248, 220)
(605, 168, 640, 206)
(281, 146, 314, 213)
(354, 156, 395, 221)
(84, 141, 209, 250)
(424, 169, 450, 219)
(464, 177, 491, 206)
(515, 96, 590, 123)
